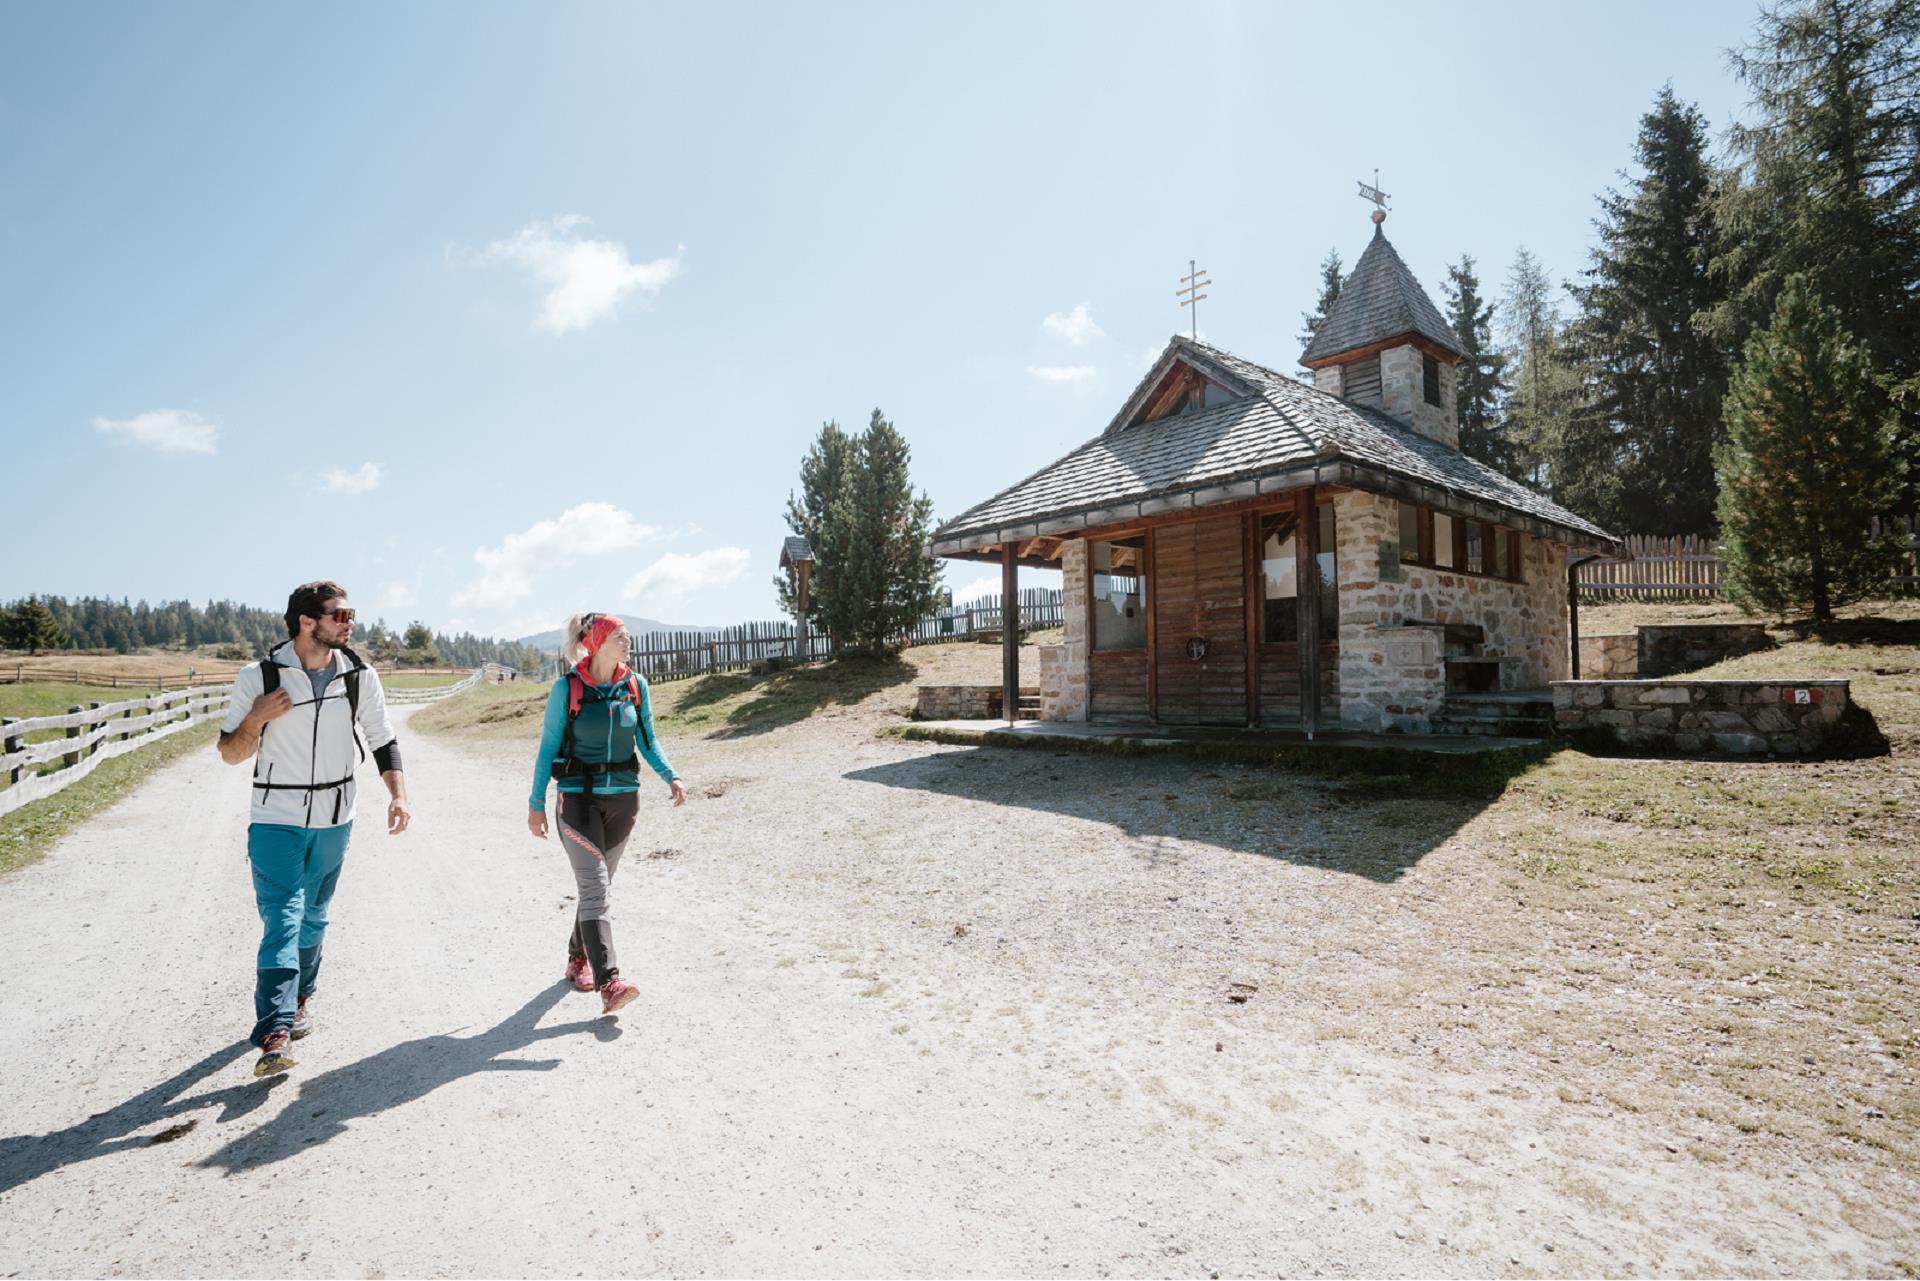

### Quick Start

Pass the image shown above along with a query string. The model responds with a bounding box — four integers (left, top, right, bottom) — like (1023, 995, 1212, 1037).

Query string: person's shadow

(200, 983, 618, 1174)
(0, 1040, 283, 1195)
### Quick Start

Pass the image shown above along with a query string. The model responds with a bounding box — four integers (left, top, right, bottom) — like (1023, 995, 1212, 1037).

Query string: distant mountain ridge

(516, 617, 721, 652)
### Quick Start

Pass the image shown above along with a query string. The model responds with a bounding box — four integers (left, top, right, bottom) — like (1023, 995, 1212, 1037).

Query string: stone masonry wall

(1040, 538, 1091, 722)
(1552, 679, 1849, 755)
(1336, 489, 1570, 732)
(1379, 343, 1459, 448)
(915, 685, 1039, 720)
(1578, 633, 1638, 679)
(1638, 624, 1772, 678)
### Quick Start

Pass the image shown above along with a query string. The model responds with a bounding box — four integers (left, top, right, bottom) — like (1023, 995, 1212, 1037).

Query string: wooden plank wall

(1089, 650, 1149, 718)
(1257, 642, 1341, 727)
(1151, 515, 1247, 725)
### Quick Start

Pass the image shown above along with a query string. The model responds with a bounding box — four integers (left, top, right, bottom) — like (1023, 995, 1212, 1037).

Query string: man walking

(218, 581, 411, 1077)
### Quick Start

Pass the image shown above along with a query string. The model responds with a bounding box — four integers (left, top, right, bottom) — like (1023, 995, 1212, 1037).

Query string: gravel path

(0, 702, 1902, 1277)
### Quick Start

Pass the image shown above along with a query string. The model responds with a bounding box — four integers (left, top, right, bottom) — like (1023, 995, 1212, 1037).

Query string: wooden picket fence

(1577, 519, 1920, 601)
(905, 588, 1067, 644)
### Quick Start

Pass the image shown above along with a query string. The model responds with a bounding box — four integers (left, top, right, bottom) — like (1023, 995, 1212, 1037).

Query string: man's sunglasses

(311, 607, 355, 625)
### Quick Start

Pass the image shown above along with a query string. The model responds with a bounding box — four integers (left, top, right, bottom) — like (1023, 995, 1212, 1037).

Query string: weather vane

(1176, 258, 1211, 340)
(1357, 169, 1390, 225)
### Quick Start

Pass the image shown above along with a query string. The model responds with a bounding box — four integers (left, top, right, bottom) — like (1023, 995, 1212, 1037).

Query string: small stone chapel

(929, 210, 1620, 734)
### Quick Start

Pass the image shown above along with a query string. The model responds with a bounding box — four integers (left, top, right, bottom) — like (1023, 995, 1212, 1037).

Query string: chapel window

(1090, 538, 1146, 650)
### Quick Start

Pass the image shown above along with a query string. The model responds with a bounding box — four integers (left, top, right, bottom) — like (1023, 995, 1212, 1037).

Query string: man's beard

(319, 634, 346, 650)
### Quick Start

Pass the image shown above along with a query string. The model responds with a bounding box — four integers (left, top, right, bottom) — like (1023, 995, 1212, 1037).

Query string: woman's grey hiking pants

(557, 791, 640, 988)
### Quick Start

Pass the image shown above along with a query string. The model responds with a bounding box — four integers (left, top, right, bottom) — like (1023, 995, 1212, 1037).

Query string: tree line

(1302, 0, 1917, 617)
(0, 594, 550, 672)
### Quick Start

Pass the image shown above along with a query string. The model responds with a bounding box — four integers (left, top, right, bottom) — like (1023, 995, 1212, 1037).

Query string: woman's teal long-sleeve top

(528, 673, 679, 810)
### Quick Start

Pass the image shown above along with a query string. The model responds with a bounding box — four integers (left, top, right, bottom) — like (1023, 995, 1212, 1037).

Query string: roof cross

(1176, 258, 1211, 340)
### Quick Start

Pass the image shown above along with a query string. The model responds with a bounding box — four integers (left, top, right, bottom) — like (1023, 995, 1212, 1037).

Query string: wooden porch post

(1296, 488, 1321, 739)
(1001, 543, 1020, 726)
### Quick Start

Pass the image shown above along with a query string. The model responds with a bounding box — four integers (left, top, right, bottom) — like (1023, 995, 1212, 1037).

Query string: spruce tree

(4, 596, 69, 654)
(1441, 256, 1512, 476)
(1298, 248, 1343, 350)
(834, 409, 943, 654)
(1715, 0, 1920, 507)
(1717, 276, 1907, 620)
(776, 421, 857, 641)
(1566, 86, 1728, 535)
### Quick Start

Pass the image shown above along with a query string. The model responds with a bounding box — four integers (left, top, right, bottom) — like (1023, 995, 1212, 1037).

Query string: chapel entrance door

(1151, 514, 1247, 724)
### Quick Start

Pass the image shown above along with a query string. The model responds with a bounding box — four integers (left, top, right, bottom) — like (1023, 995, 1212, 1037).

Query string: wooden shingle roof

(930, 336, 1617, 556)
(1299, 225, 1463, 365)
(779, 536, 814, 568)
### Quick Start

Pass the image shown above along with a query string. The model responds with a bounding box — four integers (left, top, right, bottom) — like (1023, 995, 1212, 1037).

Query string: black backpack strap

(259, 657, 281, 696)
(339, 644, 367, 723)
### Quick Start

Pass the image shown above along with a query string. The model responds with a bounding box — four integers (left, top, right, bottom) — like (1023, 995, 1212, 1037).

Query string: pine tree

(776, 421, 857, 640)
(1717, 276, 1908, 620)
(1714, 0, 1920, 507)
(1566, 86, 1729, 535)
(1298, 248, 1344, 350)
(833, 409, 943, 654)
(4, 596, 70, 654)
(1441, 255, 1512, 475)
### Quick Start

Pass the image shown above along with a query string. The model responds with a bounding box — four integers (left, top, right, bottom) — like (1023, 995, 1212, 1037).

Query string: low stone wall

(1551, 679, 1849, 755)
(1578, 633, 1638, 679)
(915, 685, 1039, 720)
(1638, 624, 1772, 678)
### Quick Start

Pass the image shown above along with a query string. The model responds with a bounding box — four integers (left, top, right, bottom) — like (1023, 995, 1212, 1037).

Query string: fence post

(87, 702, 104, 757)
(3, 717, 21, 786)
(64, 706, 83, 769)
(709, 640, 718, 671)
(120, 703, 133, 742)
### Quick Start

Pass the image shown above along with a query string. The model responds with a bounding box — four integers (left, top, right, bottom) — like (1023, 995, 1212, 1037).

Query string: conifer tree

(1567, 86, 1728, 535)
(1714, 0, 1920, 506)
(833, 409, 943, 654)
(776, 421, 857, 637)
(3, 596, 69, 654)
(1298, 248, 1344, 350)
(1717, 276, 1907, 620)
(1441, 256, 1512, 475)
(1499, 249, 1590, 498)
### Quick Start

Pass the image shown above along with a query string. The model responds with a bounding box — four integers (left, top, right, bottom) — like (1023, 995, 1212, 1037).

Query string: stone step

(1430, 705, 1553, 739)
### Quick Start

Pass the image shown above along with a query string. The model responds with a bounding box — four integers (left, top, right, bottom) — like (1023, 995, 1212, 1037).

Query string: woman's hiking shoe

(254, 1031, 297, 1078)
(599, 979, 638, 1016)
(564, 955, 594, 992)
(290, 997, 315, 1040)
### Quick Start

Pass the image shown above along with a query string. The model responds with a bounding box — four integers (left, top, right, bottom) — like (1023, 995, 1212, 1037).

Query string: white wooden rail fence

(0, 666, 501, 819)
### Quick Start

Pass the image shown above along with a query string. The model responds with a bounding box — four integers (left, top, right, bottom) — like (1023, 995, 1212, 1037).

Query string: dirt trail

(0, 704, 1901, 1277)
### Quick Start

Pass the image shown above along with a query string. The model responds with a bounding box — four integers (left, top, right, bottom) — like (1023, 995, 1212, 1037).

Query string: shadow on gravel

(845, 743, 1531, 883)
(199, 983, 620, 1174)
(0, 1039, 279, 1194)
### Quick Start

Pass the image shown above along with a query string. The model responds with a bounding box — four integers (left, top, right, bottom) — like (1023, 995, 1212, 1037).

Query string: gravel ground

(0, 671, 1913, 1277)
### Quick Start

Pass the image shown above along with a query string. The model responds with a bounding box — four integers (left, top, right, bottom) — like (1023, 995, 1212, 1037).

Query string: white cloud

(475, 216, 681, 335)
(377, 580, 417, 609)
(454, 502, 665, 607)
(622, 548, 750, 605)
(1041, 302, 1104, 346)
(92, 409, 219, 454)
(1027, 365, 1096, 383)
(947, 574, 1001, 605)
(322, 462, 383, 495)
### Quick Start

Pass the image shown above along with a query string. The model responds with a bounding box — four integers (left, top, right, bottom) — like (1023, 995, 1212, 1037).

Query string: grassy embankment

(0, 682, 219, 876)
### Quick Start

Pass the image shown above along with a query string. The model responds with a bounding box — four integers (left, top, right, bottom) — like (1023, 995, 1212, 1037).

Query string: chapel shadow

(844, 739, 1541, 883)
(199, 982, 619, 1175)
(0, 1039, 283, 1195)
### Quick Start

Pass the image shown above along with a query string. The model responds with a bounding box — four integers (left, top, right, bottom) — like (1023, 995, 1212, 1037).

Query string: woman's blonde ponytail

(562, 612, 592, 667)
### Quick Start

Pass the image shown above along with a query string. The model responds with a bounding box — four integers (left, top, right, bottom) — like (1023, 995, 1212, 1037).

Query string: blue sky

(1, 1, 1759, 641)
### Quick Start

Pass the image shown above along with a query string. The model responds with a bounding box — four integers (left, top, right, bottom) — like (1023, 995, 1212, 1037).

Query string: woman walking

(528, 612, 686, 1014)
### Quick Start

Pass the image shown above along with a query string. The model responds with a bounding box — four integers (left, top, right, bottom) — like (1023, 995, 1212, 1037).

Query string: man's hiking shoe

(254, 1030, 297, 1078)
(600, 979, 638, 1016)
(564, 955, 594, 992)
(290, 997, 315, 1040)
